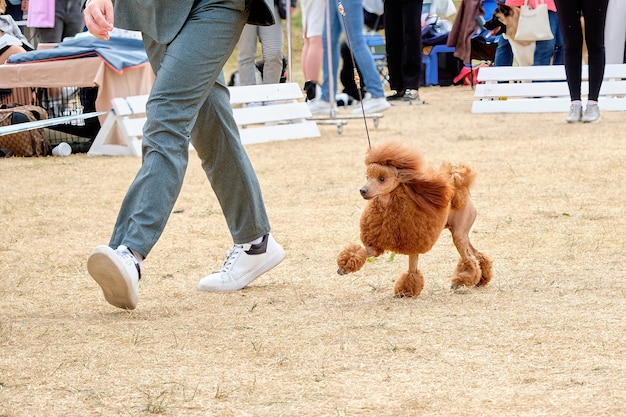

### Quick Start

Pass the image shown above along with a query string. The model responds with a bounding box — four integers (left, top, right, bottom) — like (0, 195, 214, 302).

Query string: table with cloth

(0, 36, 155, 146)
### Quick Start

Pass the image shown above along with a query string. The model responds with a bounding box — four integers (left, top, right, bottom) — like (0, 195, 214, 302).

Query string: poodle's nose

(359, 187, 367, 196)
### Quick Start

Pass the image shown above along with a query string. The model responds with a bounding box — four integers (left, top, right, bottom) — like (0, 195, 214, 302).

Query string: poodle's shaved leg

(337, 245, 382, 275)
(447, 201, 492, 288)
(393, 254, 424, 297)
(449, 229, 482, 288)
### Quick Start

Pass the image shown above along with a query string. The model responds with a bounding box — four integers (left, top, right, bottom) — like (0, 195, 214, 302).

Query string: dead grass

(1, 85, 625, 416)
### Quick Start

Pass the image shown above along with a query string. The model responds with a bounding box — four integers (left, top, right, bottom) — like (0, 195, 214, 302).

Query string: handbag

(0, 105, 52, 157)
(27, 0, 55, 29)
(515, 0, 554, 42)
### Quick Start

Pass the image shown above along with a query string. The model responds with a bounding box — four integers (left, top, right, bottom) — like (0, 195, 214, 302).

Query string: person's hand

(83, 0, 115, 40)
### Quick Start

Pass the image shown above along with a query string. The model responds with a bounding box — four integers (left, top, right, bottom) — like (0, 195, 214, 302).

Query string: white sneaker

(87, 245, 140, 310)
(308, 98, 331, 115)
(565, 103, 583, 123)
(197, 234, 285, 292)
(352, 95, 391, 114)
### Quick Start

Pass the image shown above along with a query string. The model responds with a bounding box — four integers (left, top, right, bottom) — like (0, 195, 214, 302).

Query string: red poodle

(337, 141, 493, 297)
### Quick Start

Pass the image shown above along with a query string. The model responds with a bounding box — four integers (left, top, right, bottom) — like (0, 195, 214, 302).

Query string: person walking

(83, 0, 285, 310)
(554, 0, 609, 123)
(383, 0, 423, 104)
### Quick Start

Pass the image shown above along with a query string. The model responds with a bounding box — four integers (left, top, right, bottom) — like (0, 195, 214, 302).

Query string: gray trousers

(109, 0, 271, 258)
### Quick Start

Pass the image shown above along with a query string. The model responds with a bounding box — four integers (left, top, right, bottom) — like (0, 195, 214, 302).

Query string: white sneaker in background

(582, 103, 600, 123)
(307, 98, 331, 115)
(197, 234, 285, 292)
(565, 103, 583, 123)
(352, 95, 391, 114)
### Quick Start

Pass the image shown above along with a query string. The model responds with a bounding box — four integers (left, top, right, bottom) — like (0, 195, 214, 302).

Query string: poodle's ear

(405, 173, 453, 211)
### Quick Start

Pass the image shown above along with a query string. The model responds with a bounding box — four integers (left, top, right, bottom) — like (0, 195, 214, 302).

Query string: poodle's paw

(393, 270, 424, 298)
(336, 244, 367, 275)
(476, 252, 493, 287)
(451, 256, 481, 288)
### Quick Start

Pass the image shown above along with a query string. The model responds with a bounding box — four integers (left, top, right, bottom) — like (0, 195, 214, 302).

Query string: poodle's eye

(378, 176, 385, 183)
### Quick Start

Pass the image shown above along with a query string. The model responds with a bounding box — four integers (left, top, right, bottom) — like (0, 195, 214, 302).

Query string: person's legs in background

(301, 0, 325, 100)
(339, 0, 389, 113)
(555, 0, 584, 122)
(237, 25, 261, 85)
(579, 0, 608, 122)
(256, 5, 284, 84)
(604, 0, 626, 64)
(309, 0, 342, 113)
(384, 0, 403, 94)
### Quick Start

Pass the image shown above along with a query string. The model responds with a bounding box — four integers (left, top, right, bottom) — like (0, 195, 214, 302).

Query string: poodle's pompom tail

(443, 162, 477, 210)
(365, 141, 424, 172)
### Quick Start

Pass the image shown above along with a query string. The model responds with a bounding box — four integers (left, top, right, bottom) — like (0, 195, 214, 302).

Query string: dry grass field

(1, 84, 625, 416)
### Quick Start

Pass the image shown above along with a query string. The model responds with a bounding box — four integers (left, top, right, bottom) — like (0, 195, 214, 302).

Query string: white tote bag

(515, 0, 554, 42)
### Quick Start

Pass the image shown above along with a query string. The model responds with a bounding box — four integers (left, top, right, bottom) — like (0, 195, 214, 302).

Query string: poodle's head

(359, 141, 424, 200)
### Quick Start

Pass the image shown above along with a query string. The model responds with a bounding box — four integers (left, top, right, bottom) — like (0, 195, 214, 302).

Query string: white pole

(286, 0, 293, 81)
(325, 0, 337, 117)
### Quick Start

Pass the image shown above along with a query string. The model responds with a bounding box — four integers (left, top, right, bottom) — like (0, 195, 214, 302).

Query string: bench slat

(474, 80, 626, 99)
(473, 64, 626, 114)
(233, 102, 311, 125)
(228, 83, 304, 104)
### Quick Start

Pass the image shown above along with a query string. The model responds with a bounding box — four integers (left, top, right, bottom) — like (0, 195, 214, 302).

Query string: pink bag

(27, 0, 56, 29)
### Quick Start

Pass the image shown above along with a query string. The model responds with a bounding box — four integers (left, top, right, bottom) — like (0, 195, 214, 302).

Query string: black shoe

(386, 90, 406, 102)
(303, 80, 318, 101)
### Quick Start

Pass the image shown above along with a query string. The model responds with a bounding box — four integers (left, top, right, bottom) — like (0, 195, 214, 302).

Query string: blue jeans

(494, 10, 562, 66)
(320, 0, 385, 101)
(110, 0, 270, 257)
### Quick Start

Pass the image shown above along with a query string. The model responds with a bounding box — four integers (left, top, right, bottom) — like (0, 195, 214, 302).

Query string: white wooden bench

(87, 82, 320, 157)
(471, 64, 626, 114)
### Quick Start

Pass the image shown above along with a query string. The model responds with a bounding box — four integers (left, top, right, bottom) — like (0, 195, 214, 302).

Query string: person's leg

(604, 0, 626, 64)
(398, 0, 423, 91)
(552, 12, 564, 65)
(190, 75, 271, 243)
(533, 11, 558, 66)
(36, 0, 67, 43)
(339, 41, 362, 99)
(257, 8, 284, 84)
(383, 0, 403, 92)
(320, 0, 342, 102)
(110, 0, 249, 257)
(555, 0, 583, 101)
(61, 0, 85, 39)
(494, 35, 514, 66)
(237, 24, 260, 85)
(340, 0, 384, 98)
(581, 0, 609, 101)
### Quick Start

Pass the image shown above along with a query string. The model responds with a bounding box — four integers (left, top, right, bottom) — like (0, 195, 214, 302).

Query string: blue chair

(422, 44, 456, 86)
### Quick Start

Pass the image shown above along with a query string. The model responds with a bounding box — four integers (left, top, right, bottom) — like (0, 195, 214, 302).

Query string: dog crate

(0, 86, 101, 153)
